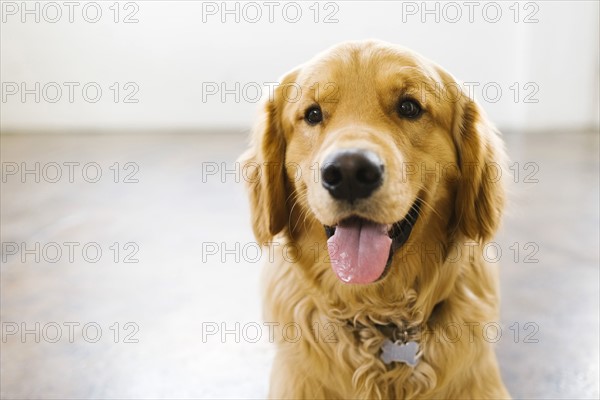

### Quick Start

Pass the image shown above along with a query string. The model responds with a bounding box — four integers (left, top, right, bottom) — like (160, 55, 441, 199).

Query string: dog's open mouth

(323, 199, 421, 284)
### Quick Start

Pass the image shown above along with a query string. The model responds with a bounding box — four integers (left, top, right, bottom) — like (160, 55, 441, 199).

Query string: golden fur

(240, 40, 510, 399)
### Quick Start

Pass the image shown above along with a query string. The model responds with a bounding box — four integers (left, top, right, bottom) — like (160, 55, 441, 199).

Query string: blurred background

(1, 1, 599, 398)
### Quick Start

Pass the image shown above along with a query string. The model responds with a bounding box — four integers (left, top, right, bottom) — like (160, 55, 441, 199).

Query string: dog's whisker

(414, 188, 442, 220)
(286, 194, 302, 239)
(288, 189, 310, 237)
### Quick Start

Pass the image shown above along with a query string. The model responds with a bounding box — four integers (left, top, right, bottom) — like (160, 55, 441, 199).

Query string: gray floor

(1, 131, 598, 399)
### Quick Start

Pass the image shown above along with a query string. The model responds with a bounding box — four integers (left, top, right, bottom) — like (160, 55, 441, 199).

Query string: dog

(240, 40, 510, 399)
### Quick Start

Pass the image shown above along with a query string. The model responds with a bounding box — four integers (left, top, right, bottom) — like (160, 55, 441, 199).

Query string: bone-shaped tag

(380, 339, 419, 367)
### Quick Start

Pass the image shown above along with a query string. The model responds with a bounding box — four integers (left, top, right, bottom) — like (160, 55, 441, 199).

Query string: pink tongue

(327, 219, 392, 284)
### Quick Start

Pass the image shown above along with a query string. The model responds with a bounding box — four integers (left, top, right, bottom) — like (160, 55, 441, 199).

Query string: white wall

(1, 0, 598, 133)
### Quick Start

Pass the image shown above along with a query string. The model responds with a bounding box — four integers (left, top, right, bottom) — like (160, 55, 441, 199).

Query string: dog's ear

(451, 96, 506, 242)
(239, 71, 298, 244)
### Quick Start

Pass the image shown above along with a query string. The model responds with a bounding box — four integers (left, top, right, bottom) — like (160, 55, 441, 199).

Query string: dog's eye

(304, 105, 323, 125)
(397, 99, 422, 119)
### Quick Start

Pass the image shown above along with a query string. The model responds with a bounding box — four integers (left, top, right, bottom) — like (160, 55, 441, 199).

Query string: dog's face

(242, 41, 504, 286)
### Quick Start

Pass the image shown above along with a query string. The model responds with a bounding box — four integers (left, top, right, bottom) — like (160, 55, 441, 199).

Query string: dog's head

(241, 41, 505, 286)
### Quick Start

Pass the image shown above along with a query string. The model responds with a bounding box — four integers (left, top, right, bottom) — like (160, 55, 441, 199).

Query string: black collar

(346, 320, 422, 344)
(344, 301, 444, 344)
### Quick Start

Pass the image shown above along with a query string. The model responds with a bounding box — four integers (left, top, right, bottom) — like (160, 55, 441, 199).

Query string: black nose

(321, 149, 384, 202)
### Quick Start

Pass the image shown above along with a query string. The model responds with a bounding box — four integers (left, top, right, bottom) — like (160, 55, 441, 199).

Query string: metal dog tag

(380, 339, 419, 367)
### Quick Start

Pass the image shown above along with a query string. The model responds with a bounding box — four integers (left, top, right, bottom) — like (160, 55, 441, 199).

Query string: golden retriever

(240, 40, 509, 399)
